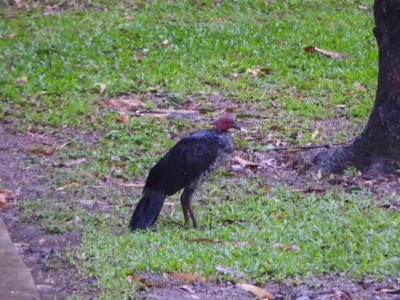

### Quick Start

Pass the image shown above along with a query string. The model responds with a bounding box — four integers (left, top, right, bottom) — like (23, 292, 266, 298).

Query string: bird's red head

(214, 116, 241, 131)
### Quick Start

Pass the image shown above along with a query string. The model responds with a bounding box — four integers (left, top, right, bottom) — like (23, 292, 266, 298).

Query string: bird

(129, 116, 241, 230)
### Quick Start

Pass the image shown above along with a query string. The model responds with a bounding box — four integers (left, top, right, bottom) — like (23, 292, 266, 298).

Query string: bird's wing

(145, 133, 224, 195)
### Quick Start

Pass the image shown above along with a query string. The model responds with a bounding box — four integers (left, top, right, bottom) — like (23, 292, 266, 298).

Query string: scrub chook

(129, 116, 241, 230)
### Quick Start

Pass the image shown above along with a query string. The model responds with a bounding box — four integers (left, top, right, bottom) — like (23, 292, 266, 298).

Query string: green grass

(1, 0, 376, 130)
(3, 0, 399, 299)
(19, 180, 399, 298)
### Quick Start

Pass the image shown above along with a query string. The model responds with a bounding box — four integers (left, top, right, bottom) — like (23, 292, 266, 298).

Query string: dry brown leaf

(15, 76, 28, 84)
(234, 156, 260, 168)
(94, 83, 106, 93)
(27, 144, 57, 156)
(357, 5, 371, 10)
(115, 114, 130, 124)
(179, 285, 196, 294)
(245, 68, 258, 77)
(311, 128, 319, 139)
(0, 187, 14, 198)
(354, 81, 366, 91)
(126, 274, 141, 283)
(166, 272, 206, 282)
(1, 33, 16, 39)
(304, 46, 353, 59)
(105, 98, 146, 112)
(284, 244, 301, 252)
(259, 67, 273, 74)
(236, 283, 273, 299)
(272, 211, 285, 219)
(134, 53, 145, 60)
(215, 265, 245, 278)
(124, 15, 135, 20)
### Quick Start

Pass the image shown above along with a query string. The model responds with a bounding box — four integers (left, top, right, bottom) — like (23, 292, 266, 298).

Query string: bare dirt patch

(0, 118, 399, 299)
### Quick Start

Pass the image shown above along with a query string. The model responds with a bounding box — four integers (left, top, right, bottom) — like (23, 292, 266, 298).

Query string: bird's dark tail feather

(129, 188, 165, 230)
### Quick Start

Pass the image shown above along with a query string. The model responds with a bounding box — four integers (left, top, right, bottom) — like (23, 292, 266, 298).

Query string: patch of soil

(141, 274, 400, 300)
(0, 119, 399, 299)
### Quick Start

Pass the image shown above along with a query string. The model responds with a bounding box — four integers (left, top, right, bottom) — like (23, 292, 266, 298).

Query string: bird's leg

(180, 189, 198, 228)
(180, 192, 190, 228)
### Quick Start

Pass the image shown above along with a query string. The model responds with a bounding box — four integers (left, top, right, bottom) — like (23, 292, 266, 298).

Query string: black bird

(129, 116, 241, 230)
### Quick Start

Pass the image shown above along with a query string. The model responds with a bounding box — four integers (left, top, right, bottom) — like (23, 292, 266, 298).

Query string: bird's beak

(233, 121, 241, 130)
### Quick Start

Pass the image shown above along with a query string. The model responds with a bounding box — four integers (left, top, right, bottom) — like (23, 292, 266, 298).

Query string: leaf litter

(236, 283, 273, 299)
(304, 45, 353, 59)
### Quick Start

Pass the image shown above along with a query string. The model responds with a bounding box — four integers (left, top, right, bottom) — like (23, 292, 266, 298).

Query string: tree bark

(313, 0, 400, 174)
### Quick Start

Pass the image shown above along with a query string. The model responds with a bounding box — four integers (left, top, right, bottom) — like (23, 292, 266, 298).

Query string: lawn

(1, 0, 399, 299)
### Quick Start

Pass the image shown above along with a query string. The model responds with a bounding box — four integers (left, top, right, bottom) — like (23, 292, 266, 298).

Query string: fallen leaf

(236, 283, 273, 299)
(272, 211, 285, 219)
(1, 33, 16, 39)
(311, 128, 319, 139)
(14, 0, 22, 8)
(0, 187, 14, 199)
(94, 83, 106, 93)
(27, 144, 57, 156)
(215, 265, 245, 278)
(358, 5, 371, 11)
(115, 114, 130, 124)
(15, 76, 28, 84)
(166, 272, 206, 282)
(231, 164, 243, 171)
(304, 46, 353, 59)
(245, 68, 258, 77)
(134, 53, 145, 60)
(259, 67, 273, 74)
(234, 156, 260, 168)
(127, 274, 165, 289)
(53, 158, 87, 168)
(124, 15, 135, 20)
(354, 81, 366, 91)
(126, 274, 141, 283)
(284, 244, 301, 252)
(179, 285, 195, 294)
(105, 98, 146, 112)
(334, 290, 353, 300)
(273, 242, 285, 248)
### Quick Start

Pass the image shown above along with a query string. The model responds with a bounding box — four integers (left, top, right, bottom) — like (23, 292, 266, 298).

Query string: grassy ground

(1, 0, 399, 299)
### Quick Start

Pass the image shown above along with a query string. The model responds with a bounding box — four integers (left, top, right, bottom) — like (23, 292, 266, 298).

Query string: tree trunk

(313, 0, 400, 174)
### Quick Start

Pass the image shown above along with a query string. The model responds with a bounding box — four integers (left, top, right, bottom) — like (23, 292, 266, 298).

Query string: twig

(269, 142, 348, 151)
(161, 218, 186, 228)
